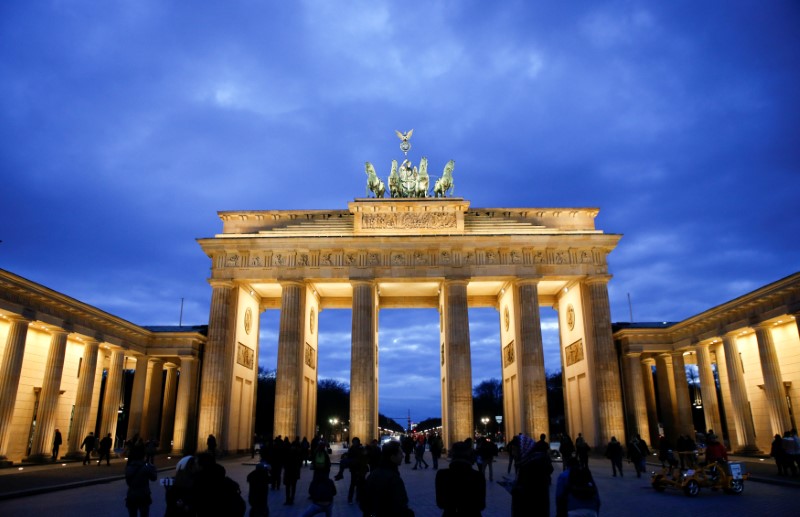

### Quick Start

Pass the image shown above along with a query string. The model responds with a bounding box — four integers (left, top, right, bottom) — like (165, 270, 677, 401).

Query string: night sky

(1, 1, 798, 422)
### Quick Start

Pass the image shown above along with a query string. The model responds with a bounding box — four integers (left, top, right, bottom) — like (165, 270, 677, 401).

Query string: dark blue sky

(1, 1, 798, 421)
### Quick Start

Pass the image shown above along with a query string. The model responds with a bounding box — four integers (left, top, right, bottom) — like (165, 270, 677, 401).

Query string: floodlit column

(126, 353, 149, 441)
(197, 280, 237, 451)
(27, 328, 68, 460)
(159, 364, 179, 451)
(0, 315, 30, 457)
(695, 343, 722, 436)
(754, 324, 792, 435)
(99, 349, 125, 445)
(640, 357, 659, 445)
(350, 280, 378, 443)
(622, 353, 651, 442)
(582, 276, 626, 446)
(67, 339, 100, 456)
(654, 353, 678, 440)
(273, 281, 305, 439)
(721, 332, 759, 452)
(173, 356, 199, 454)
(142, 358, 165, 441)
(514, 278, 548, 436)
(670, 351, 694, 437)
(443, 279, 473, 447)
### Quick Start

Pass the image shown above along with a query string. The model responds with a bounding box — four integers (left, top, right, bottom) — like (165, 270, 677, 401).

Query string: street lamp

(329, 417, 339, 443)
(481, 417, 490, 436)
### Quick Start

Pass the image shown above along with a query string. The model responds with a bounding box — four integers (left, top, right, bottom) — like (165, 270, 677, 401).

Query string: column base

(733, 445, 763, 456)
(23, 453, 57, 463)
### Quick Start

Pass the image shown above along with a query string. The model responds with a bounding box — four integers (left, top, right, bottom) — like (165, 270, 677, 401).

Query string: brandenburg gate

(196, 194, 625, 451)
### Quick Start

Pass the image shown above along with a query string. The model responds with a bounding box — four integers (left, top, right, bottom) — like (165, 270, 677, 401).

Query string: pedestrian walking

(511, 434, 553, 517)
(81, 432, 95, 465)
(98, 432, 113, 465)
(360, 441, 413, 517)
(605, 436, 623, 477)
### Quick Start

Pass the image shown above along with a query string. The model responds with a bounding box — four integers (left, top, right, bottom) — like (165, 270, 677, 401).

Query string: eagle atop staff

(395, 129, 413, 155)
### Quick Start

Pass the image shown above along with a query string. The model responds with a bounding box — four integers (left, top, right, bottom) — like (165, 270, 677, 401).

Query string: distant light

(18, 467, 23, 471)
(759, 458, 765, 462)
(563, 287, 568, 293)
(167, 456, 172, 460)
(62, 463, 67, 466)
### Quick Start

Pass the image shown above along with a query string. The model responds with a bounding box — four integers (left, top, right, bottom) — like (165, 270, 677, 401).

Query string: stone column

(641, 357, 659, 445)
(126, 354, 148, 441)
(26, 328, 68, 461)
(582, 276, 626, 446)
(443, 279, 473, 447)
(350, 280, 378, 443)
(670, 351, 695, 437)
(273, 281, 305, 439)
(142, 358, 164, 441)
(197, 280, 237, 452)
(514, 278, 548, 436)
(172, 356, 199, 454)
(99, 349, 125, 445)
(721, 332, 759, 452)
(0, 315, 30, 458)
(67, 339, 100, 456)
(654, 353, 678, 440)
(695, 343, 722, 435)
(622, 353, 651, 442)
(159, 364, 179, 451)
(754, 324, 792, 435)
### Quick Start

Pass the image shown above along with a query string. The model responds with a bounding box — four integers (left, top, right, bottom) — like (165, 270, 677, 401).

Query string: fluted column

(172, 356, 199, 454)
(623, 353, 651, 442)
(671, 352, 694, 437)
(350, 280, 378, 443)
(159, 364, 179, 451)
(26, 328, 68, 460)
(197, 280, 237, 452)
(443, 279, 473, 447)
(582, 276, 625, 446)
(641, 357, 659, 445)
(695, 343, 722, 435)
(755, 324, 792, 435)
(67, 339, 100, 456)
(721, 332, 759, 452)
(514, 278, 548, 436)
(126, 354, 148, 441)
(273, 281, 305, 439)
(655, 353, 678, 441)
(99, 349, 125, 446)
(142, 358, 164, 441)
(0, 315, 30, 458)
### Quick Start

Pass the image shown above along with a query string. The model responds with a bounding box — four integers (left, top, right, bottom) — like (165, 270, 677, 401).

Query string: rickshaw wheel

(725, 480, 744, 494)
(683, 479, 700, 497)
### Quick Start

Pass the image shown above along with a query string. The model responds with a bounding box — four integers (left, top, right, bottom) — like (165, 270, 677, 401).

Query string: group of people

(770, 428, 800, 476)
(79, 431, 116, 465)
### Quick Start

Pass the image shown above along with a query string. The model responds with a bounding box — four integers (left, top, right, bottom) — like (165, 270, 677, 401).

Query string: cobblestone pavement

(1, 448, 798, 516)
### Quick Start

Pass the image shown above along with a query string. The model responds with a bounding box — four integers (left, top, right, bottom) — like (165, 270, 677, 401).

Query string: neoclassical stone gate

(196, 197, 625, 451)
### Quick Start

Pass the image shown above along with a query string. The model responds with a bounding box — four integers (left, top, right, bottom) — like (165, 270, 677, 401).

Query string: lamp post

(481, 417, 490, 436)
(329, 417, 339, 443)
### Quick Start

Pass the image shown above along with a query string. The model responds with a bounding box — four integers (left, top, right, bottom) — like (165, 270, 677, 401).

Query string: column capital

(443, 277, 470, 287)
(208, 279, 235, 289)
(1, 313, 31, 324)
(279, 280, 305, 289)
(583, 274, 612, 286)
(349, 279, 375, 288)
(513, 276, 542, 287)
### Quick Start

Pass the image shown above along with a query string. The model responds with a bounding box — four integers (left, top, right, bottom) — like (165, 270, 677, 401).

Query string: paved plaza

(0, 447, 798, 516)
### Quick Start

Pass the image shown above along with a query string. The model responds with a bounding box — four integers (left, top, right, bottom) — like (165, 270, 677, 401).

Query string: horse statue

(388, 160, 400, 198)
(433, 160, 455, 197)
(415, 156, 429, 197)
(365, 162, 386, 198)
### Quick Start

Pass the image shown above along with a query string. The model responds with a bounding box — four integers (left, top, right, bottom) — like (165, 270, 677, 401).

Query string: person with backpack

(247, 450, 271, 517)
(124, 443, 158, 517)
(511, 434, 553, 517)
(627, 434, 649, 478)
(555, 456, 600, 517)
(301, 468, 337, 517)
